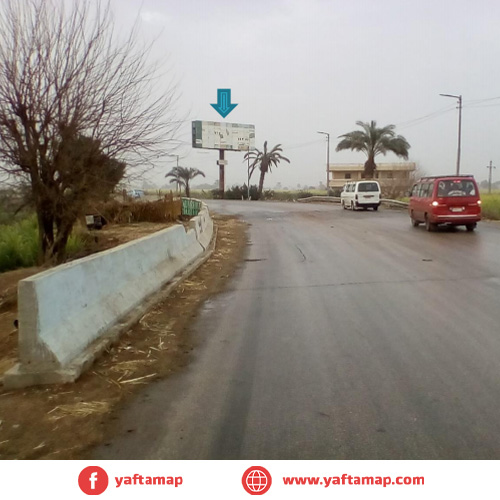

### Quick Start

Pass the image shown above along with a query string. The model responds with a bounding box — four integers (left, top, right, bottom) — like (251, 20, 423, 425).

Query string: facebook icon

(78, 466, 109, 495)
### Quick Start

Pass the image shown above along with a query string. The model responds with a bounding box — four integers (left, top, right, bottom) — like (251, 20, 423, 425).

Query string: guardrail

(296, 196, 341, 203)
(182, 198, 202, 216)
(297, 196, 409, 208)
(380, 199, 409, 208)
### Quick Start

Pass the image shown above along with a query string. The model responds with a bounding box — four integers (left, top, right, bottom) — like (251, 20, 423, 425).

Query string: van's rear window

(437, 180, 476, 197)
(358, 182, 379, 192)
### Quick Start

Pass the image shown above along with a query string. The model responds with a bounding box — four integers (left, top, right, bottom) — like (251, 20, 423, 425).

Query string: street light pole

(317, 131, 330, 193)
(440, 93, 462, 175)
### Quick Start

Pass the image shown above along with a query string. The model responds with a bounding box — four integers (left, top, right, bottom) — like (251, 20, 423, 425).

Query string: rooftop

(329, 162, 416, 172)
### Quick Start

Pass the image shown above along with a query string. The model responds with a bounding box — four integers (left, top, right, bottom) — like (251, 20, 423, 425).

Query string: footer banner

(0, 460, 497, 499)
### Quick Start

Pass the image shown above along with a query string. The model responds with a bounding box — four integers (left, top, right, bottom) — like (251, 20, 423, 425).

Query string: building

(328, 162, 416, 195)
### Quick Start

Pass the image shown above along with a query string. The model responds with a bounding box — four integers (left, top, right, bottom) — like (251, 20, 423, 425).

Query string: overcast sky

(111, 0, 500, 189)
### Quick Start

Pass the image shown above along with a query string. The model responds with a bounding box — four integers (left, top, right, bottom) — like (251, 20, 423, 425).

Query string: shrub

(0, 216, 38, 271)
(92, 197, 182, 224)
(480, 193, 500, 220)
(296, 191, 314, 199)
(0, 216, 87, 272)
(212, 185, 261, 200)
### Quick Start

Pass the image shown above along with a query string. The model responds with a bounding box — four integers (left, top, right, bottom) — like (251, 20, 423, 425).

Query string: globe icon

(245, 470, 268, 493)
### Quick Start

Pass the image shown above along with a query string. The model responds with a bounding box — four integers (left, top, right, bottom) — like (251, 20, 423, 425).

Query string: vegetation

(336, 121, 410, 178)
(188, 188, 331, 201)
(0, 187, 30, 225)
(0, 216, 84, 273)
(207, 184, 260, 200)
(244, 142, 290, 197)
(165, 167, 205, 198)
(480, 193, 500, 220)
(0, 0, 179, 264)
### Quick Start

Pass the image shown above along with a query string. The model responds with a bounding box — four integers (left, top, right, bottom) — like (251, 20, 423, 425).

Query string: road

(93, 201, 500, 459)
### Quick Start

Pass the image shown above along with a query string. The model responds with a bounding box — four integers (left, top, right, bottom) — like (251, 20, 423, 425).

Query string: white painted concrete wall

(189, 205, 214, 250)
(6, 203, 213, 384)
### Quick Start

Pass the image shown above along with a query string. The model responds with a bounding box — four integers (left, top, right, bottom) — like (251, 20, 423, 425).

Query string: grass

(480, 193, 500, 220)
(189, 188, 331, 201)
(0, 216, 86, 273)
(0, 216, 39, 271)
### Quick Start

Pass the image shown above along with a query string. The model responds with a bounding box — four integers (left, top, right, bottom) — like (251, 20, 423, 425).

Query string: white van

(340, 181, 381, 211)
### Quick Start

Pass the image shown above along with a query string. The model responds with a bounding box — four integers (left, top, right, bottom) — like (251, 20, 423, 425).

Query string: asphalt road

(94, 201, 500, 459)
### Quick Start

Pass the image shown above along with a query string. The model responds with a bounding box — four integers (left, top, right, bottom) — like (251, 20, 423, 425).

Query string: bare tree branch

(0, 0, 182, 262)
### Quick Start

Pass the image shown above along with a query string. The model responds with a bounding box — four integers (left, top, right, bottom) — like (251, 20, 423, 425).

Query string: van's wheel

(466, 223, 477, 232)
(425, 215, 436, 232)
(350, 201, 355, 211)
(373, 205, 379, 211)
(411, 211, 420, 227)
(342, 200, 347, 210)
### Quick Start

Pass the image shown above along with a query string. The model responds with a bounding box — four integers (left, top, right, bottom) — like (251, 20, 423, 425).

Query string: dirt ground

(0, 215, 248, 459)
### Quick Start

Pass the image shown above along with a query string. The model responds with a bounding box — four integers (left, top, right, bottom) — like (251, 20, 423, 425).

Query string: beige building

(328, 162, 416, 195)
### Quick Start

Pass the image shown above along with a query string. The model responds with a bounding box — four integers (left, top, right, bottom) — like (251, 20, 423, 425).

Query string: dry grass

(48, 401, 112, 421)
(94, 194, 182, 224)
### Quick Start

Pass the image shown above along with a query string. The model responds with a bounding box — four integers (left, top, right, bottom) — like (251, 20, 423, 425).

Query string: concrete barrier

(189, 204, 213, 250)
(3, 203, 214, 387)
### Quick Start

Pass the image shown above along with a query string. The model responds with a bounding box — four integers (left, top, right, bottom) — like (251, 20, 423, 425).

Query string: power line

(463, 102, 500, 109)
(464, 96, 500, 105)
(283, 139, 325, 150)
(395, 105, 456, 129)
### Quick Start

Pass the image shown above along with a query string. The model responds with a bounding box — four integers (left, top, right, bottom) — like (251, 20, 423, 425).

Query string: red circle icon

(242, 466, 272, 495)
(78, 466, 109, 495)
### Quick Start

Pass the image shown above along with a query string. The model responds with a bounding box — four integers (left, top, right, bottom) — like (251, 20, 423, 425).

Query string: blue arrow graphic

(211, 89, 238, 118)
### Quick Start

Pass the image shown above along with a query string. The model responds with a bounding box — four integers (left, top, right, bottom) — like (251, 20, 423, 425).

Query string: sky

(110, 0, 500, 189)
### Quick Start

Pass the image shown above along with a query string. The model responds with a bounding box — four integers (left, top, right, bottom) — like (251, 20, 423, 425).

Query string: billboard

(192, 121, 255, 151)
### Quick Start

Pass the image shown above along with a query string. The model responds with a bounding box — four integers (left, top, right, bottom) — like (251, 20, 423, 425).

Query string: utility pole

(487, 160, 496, 194)
(218, 149, 225, 198)
(317, 131, 330, 193)
(440, 93, 462, 175)
(457, 95, 462, 175)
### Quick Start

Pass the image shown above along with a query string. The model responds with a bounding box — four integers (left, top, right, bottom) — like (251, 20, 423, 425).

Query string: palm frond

(336, 121, 410, 167)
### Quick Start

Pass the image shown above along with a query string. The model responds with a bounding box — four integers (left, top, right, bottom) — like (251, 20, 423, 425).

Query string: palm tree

(165, 166, 205, 197)
(244, 141, 290, 197)
(336, 121, 410, 178)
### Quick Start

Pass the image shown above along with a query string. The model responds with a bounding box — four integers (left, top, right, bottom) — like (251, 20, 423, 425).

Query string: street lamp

(317, 131, 330, 193)
(440, 93, 462, 175)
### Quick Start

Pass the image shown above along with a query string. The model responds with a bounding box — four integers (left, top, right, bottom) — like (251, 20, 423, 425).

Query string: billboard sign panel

(192, 121, 255, 151)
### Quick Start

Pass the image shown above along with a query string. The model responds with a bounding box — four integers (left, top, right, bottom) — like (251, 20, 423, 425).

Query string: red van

(409, 175, 481, 231)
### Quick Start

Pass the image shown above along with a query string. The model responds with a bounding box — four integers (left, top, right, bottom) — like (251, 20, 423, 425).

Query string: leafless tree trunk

(0, 0, 181, 263)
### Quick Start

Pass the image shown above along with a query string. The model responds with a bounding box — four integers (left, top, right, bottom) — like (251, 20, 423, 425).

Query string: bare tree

(0, 0, 180, 262)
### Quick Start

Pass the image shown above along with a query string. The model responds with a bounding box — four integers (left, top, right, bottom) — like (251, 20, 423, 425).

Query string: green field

(480, 192, 500, 220)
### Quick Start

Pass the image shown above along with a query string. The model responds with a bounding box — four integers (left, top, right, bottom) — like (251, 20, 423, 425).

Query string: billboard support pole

(219, 149, 225, 199)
